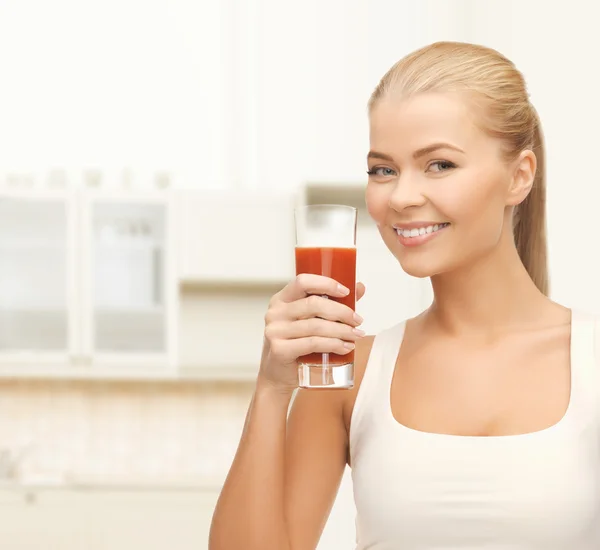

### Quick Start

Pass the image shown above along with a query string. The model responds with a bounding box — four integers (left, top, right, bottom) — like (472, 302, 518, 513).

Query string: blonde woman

(210, 42, 600, 549)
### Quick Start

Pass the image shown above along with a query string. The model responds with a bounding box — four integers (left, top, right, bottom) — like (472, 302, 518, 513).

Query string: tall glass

(294, 204, 357, 389)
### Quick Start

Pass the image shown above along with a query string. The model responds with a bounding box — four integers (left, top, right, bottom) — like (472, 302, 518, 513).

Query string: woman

(209, 41, 600, 549)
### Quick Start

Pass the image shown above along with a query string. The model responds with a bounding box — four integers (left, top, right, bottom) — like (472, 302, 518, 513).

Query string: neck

(427, 229, 552, 336)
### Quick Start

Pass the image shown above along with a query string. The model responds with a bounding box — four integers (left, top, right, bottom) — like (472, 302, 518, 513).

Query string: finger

(276, 274, 350, 304)
(356, 282, 366, 302)
(287, 336, 355, 359)
(285, 295, 361, 326)
(268, 318, 365, 341)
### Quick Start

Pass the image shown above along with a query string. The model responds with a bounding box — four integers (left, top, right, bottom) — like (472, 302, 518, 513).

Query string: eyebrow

(413, 142, 465, 159)
(367, 142, 466, 163)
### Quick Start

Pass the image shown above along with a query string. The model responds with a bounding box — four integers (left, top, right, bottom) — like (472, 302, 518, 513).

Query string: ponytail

(513, 108, 549, 296)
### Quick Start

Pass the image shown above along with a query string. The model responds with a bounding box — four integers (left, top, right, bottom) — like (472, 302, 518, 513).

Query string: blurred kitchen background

(0, 0, 599, 548)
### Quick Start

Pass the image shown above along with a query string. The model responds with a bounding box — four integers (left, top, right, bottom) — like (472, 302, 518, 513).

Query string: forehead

(369, 92, 485, 152)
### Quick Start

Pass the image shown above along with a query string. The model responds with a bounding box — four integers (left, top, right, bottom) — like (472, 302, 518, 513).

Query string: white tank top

(349, 309, 600, 549)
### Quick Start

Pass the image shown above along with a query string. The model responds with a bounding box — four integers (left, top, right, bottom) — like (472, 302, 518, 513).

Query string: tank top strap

(349, 320, 406, 452)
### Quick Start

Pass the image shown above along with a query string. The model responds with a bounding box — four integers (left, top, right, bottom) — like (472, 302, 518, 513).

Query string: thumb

(356, 282, 366, 301)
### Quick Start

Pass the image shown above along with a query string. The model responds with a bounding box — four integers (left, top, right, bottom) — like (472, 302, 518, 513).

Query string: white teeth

(396, 223, 448, 238)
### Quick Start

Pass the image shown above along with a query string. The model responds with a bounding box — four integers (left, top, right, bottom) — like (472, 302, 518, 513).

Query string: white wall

(0, 0, 471, 191)
(461, 0, 600, 314)
(250, 0, 468, 189)
(0, 0, 224, 188)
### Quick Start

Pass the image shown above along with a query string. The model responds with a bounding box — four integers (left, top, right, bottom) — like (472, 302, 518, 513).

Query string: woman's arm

(208, 275, 367, 550)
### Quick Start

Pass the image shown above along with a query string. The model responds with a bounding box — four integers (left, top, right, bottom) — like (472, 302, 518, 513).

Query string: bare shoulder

(287, 335, 376, 449)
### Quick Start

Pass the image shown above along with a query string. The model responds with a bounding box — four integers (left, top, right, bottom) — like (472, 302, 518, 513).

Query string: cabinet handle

(25, 492, 36, 505)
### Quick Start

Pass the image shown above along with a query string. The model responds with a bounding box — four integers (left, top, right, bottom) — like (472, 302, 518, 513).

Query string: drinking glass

(294, 204, 357, 389)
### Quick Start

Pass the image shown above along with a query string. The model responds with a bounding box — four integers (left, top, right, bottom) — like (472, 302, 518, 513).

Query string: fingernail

(353, 313, 363, 324)
(352, 328, 366, 337)
(343, 342, 355, 350)
(337, 284, 350, 295)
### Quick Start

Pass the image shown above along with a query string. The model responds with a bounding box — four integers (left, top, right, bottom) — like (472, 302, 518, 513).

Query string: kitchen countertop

(0, 474, 222, 492)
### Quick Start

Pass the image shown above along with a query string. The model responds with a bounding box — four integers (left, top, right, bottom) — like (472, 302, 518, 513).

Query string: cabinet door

(88, 489, 218, 550)
(81, 192, 176, 369)
(0, 192, 77, 366)
(0, 489, 89, 550)
(177, 190, 295, 284)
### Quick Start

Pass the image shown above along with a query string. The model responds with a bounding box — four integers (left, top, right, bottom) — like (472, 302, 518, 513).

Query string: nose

(387, 176, 427, 212)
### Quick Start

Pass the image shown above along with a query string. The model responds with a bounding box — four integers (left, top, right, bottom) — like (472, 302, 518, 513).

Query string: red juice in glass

(295, 246, 356, 366)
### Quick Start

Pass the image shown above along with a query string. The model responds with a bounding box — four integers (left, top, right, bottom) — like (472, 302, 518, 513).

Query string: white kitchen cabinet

(87, 489, 218, 550)
(0, 183, 431, 381)
(175, 189, 295, 379)
(0, 487, 218, 550)
(178, 284, 272, 378)
(80, 192, 177, 370)
(0, 191, 77, 366)
(177, 190, 295, 286)
(0, 488, 89, 549)
(0, 189, 177, 375)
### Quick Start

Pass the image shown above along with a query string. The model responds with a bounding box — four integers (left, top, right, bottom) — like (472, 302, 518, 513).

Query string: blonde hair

(369, 41, 548, 295)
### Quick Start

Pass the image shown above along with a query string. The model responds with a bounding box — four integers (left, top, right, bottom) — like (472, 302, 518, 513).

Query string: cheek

(365, 184, 389, 225)
(437, 171, 507, 226)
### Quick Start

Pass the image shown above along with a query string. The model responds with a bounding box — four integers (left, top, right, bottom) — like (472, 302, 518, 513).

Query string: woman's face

(366, 92, 532, 279)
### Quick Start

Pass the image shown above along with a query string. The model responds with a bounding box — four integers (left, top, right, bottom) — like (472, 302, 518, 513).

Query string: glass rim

(294, 203, 357, 213)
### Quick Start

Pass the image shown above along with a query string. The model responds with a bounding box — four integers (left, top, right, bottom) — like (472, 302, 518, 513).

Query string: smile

(395, 222, 450, 238)
(394, 222, 450, 247)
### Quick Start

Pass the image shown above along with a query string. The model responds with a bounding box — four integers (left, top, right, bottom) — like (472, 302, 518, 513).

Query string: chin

(397, 254, 452, 279)
(400, 265, 439, 279)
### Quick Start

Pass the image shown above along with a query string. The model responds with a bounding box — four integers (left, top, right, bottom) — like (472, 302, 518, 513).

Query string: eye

(427, 160, 457, 173)
(366, 166, 397, 178)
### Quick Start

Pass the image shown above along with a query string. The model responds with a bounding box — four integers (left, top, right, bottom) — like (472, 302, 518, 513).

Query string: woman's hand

(258, 274, 366, 391)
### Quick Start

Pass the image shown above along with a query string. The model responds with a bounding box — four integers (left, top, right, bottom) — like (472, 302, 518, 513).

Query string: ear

(506, 149, 536, 206)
